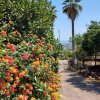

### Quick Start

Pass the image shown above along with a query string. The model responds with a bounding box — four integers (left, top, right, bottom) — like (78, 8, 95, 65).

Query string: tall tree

(63, 0, 82, 51)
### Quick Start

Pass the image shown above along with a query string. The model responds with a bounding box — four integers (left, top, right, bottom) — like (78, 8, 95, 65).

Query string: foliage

(61, 49, 68, 60)
(73, 21, 100, 62)
(0, 0, 62, 72)
(74, 34, 83, 48)
(0, 0, 56, 36)
(0, 21, 61, 100)
(0, 0, 62, 99)
(73, 34, 85, 60)
(62, 50, 74, 59)
(63, 0, 82, 21)
(82, 21, 100, 55)
(51, 40, 63, 73)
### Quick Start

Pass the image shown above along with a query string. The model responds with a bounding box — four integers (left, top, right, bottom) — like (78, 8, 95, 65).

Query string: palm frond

(62, 0, 71, 5)
(71, 3, 82, 11)
(63, 8, 68, 14)
(74, 0, 81, 2)
(77, 5, 82, 11)
(64, 0, 73, 2)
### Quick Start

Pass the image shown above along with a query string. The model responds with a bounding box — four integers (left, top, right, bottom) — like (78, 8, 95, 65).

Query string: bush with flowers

(0, 21, 62, 100)
(0, 0, 63, 99)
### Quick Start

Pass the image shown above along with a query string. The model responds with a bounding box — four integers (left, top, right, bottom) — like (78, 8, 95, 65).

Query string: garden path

(59, 60, 100, 100)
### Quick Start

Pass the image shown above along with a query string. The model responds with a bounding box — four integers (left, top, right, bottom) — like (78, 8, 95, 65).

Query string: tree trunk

(94, 52, 96, 66)
(72, 20, 75, 51)
(82, 55, 85, 68)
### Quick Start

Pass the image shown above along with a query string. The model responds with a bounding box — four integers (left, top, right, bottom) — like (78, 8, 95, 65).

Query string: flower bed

(0, 22, 61, 100)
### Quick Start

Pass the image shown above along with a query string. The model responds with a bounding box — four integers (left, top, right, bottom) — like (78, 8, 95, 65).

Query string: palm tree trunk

(72, 20, 75, 51)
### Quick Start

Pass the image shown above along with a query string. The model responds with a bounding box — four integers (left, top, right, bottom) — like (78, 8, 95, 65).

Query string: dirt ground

(59, 60, 100, 100)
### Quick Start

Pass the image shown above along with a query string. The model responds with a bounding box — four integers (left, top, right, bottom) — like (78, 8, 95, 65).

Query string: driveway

(59, 60, 100, 100)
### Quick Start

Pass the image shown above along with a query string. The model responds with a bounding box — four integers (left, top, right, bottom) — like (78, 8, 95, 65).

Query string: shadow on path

(66, 72, 100, 94)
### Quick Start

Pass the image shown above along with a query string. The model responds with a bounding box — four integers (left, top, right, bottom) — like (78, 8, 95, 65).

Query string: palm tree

(63, 0, 82, 51)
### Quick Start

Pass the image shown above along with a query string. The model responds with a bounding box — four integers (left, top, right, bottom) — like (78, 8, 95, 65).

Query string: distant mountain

(60, 40, 72, 50)
(60, 40, 69, 44)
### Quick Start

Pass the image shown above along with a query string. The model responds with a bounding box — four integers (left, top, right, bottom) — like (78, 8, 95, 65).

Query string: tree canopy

(82, 21, 100, 55)
(0, 0, 56, 36)
(63, 0, 82, 21)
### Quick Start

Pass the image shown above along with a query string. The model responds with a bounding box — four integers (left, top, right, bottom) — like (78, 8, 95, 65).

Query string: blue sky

(51, 0, 100, 42)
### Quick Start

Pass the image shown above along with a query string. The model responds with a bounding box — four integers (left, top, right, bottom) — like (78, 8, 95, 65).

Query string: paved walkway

(59, 60, 100, 100)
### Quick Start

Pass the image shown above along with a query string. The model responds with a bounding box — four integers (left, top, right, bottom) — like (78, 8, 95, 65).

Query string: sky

(51, 0, 100, 43)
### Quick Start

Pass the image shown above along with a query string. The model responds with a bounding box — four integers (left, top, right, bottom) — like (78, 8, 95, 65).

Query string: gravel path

(59, 60, 100, 100)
